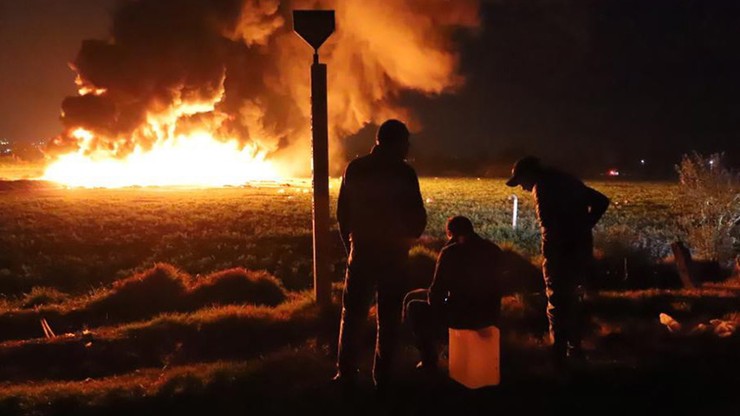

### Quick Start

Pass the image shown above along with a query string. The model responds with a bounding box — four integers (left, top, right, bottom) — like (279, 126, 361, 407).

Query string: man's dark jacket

(429, 233, 503, 329)
(533, 169, 610, 260)
(337, 145, 427, 256)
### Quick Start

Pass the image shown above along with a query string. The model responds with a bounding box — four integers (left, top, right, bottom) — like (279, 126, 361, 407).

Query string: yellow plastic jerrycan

(448, 325, 500, 389)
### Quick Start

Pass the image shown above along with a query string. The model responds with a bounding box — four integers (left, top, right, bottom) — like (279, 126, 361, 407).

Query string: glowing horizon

(42, 128, 281, 188)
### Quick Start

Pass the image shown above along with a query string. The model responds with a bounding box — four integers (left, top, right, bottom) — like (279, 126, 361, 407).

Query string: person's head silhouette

(506, 156, 542, 191)
(446, 216, 474, 243)
(376, 119, 410, 159)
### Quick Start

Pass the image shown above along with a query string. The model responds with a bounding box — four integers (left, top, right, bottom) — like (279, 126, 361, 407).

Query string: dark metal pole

(311, 52, 331, 307)
(292, 9, 334, 307)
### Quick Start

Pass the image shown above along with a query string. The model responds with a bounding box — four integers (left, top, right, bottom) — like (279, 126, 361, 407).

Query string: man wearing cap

(506, 156, 609, 362)
(334, 119, 427, 391)
(404, 216, 504, 370)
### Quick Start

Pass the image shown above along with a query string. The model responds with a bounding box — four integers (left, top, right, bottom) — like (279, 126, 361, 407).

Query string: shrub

(20, 287, 68, 309)
(190, 268, 286, 307)
(673, 152, 739, 267)
(0, 265, 293, 344)
(408, 245, 438, 289)
(592, 225, 674, 289)
(88, 263, 190, 319)
(497, 247, 543, 294)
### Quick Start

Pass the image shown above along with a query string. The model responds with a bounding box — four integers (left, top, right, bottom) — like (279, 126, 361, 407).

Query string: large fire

(42, 128, 277, 188)
(42, 0, 480, 188)
(44, 85, 280, 188)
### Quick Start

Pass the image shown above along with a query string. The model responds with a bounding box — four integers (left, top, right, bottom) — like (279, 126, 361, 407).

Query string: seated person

(404, 216, 504, 369)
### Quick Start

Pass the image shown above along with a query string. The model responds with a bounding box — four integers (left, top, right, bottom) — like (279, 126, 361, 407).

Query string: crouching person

(404, 216, 503, 370)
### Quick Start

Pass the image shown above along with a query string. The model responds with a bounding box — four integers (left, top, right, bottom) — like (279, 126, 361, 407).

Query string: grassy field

(0, 178, 738, 415)
(0, 178, 682, 296)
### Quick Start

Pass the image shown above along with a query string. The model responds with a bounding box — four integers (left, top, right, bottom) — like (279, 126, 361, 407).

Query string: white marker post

(508, 195, 518, 229)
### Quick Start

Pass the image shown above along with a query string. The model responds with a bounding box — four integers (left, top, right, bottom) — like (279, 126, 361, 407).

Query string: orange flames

(43, 0, 480, 188)
(44, 87, 280, 188)
(42, 129, 277, 188)
(75, 75, 107, 97)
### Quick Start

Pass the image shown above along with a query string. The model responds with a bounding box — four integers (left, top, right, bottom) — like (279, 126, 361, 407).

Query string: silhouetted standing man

(334, 119, 427, 391)
(506, 156, 609, 362)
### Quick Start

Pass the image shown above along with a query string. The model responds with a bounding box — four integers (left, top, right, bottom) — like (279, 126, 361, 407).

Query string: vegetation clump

(674, 152, 739, 267)
(190, 268, 287, 307)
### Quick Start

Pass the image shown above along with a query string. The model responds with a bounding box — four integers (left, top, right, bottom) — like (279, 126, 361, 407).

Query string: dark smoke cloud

(51, 0, 479, 175)
(58, 0, 240, 139)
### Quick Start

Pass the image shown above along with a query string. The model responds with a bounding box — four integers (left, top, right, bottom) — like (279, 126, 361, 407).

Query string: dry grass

(0, 347, 338, 416)
(0, 264, 288, 343)
(189, 268, 286, 307)
(20, 287, 69, 308)
(408, 245, 437, 290)
(0, 292, 325, 382)
(0, 179, 738, 414)
(0, 278, 737, 414)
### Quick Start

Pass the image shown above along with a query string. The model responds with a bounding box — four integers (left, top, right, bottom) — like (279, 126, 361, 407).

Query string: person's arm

(405, 169, 427, 239)
(585, 186, 610, 228)
(336, 171, 352, 255)
(534, 182, 557, 231)
(428, 248, 453, 307)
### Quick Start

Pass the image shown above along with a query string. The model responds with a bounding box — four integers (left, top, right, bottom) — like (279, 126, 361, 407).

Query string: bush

(190, 268, 286, 307)
(20, 287, 69, 309)
(88, 263, 190, 319)
(408, 245, 438, 289)
(592, 226, 680, 289)
(407, 242, 543, 294)
(673, 152, 739, 267)
(497, 246, 543, 294)
(0, 265, 293, 344)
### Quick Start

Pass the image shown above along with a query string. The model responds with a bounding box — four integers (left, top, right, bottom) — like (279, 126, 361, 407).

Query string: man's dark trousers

(337, 249, 409, 386)
(404, 289, 446, 367)
(543, 248, 589, 356)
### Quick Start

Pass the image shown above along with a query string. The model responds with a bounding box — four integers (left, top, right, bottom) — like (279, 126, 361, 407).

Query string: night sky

(404, 0, 740, 175)
(0, 0, 114, 141)
(1, 0, 738, 176)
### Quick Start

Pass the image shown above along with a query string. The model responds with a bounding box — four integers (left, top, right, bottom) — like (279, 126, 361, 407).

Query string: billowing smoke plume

(52, 0, 480, 175)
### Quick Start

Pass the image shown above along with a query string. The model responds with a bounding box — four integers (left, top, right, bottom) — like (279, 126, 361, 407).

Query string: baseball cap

(506, 156, 541, 187)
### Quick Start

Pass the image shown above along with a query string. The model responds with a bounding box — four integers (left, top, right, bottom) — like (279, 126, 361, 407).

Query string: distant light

(709, 160, 715, 166)
(640, 159, 646, 165)
(608, 169, 620, 177)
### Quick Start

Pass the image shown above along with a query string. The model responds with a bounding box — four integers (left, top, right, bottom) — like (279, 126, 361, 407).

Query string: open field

(0, 178, 738, 415)
(0, 178, 682, 296)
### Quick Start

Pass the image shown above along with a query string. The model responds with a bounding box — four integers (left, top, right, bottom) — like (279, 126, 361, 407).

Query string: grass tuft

(408, 245, 438, 289)
(0, 264, 293, 343)
(190, 268, 286, 307)
(21, 287, 69, 309)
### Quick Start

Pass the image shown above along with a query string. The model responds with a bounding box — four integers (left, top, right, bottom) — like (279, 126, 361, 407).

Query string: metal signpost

(293, 10, 335, 307)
